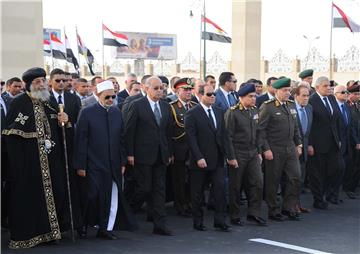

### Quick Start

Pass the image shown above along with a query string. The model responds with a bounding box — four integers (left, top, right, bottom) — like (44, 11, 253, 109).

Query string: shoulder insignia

(287, 99, 295, 104)
(230, 104, 239, 110)
(190, 101, 198, 106)
(264, 98, 275, 104)
(169, 99, 178, 105)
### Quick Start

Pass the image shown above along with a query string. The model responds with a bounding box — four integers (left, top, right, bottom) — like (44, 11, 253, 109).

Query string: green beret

(272, 78, 291, 89)
(298, 69, 314, 79)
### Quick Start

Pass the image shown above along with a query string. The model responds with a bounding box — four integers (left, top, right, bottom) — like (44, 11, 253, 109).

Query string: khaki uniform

(169, 99, 197, 214)
(258, 98, 302, 215)
(225, 103, 263, 219)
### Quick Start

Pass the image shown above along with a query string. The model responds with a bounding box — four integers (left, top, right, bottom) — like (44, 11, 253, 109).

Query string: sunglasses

(104, 95, 116, 100)
(230, 79, 237, 83)
(54, 79, 67, 83)
(336, 91, 349, 94)
(205, 92, 216, 97)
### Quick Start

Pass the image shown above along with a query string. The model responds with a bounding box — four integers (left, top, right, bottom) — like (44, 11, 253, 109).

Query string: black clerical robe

(2, 93, 80, 248)
(74, 103, 137, 231)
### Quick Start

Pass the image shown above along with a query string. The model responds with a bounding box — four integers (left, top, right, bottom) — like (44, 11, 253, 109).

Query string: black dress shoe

(153, 227, 173, 236)
(97, 230, 118, 240)
(230, 218, 244, 226)
(313, 201, 328, 210)
(77, 226, 87, 238)
(214, 223, 231, 232)
(247, 215, 267, 226)
(282, 210, 301, 221)
(346, 191, 356, 199)
(268, 213, 285, 221)
(326, 197, 339, 205)
(193, 224, 207, 231)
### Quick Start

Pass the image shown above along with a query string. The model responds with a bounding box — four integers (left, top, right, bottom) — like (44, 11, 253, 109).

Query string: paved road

(2, 191, 359, 254)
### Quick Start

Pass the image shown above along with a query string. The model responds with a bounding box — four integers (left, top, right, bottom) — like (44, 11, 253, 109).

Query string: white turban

(96, 80, 114, 93)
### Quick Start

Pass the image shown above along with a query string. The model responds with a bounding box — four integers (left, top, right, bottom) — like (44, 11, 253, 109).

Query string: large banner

(43, 28, 61, 41)
(115, 32, 177, 60)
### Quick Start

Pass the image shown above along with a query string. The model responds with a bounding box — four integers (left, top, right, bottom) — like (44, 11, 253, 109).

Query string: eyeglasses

(336, 91, 349, 94)
(152, 86, 163, 90)
(104, 95, 116, 100)
(205, 92, 216, 97)
(54, 79, 67, 83)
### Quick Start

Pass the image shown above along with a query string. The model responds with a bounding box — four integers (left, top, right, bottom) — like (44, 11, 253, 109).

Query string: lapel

(314, 93, 332, 118)
(305, 105, 312, 134)
(158, 100, 168, 128)
(217, 89, 229, 108)
(198, 105, 216, 132)
(143, 97, 158, 127)
(212, 107, 221, 133)
(49, 91, 58, 106)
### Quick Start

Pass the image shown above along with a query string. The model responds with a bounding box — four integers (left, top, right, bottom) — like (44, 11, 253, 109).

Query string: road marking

(249, 238, 333, 254)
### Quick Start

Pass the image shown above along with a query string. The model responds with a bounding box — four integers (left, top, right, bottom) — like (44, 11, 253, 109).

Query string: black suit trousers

(131, 154, 167, 229)
(190, 166, 225, 226)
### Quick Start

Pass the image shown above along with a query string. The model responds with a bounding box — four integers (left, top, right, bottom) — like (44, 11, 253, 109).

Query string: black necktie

(282, 103, 289, 114)
(207, 108, 216, 129)
(323, 97, 332, 114)
(58, 94, 63, 104)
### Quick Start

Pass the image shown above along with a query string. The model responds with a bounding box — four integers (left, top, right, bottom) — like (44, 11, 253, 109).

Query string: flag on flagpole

(76, 32, 95, 75)
(64, 32, 79, 70)
(43, 39, 51, 56)
(201, 15, 232, 43)
(102, 24, 129, 47)
(332, 1, 360, 32)
(50, 33, 67, 59)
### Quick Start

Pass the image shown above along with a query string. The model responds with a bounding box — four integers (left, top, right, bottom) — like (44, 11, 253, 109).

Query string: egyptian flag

(102, 24, 128, 47)
(201, 15, 232, 43)
(333, 1, 360, 32)
(76, 32, 95, 75)
(43, 39, 51, 56)
(64, 32, 79, 70)
(50, 33, 66, 59)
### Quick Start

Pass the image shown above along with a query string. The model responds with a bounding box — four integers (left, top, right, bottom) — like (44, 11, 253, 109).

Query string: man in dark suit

(343, 84, 360, 199)
(118, 73, 137, 100)
(1, 77, 23, 110)
(185, 84, 237, 232)
(308, 76, 342, 210)
(294, 84, 313, 213)
(327, 85, 354, 204)
(125, 76, 173, 236)
(256, 77, 278, 108)
(191, 79, 205, 104)
(214, 72, 238, 111)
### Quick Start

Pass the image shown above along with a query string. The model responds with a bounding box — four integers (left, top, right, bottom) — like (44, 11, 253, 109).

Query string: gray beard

(30, 88, 50, 101)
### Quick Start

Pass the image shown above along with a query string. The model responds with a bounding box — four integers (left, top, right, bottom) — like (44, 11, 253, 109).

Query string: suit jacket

(191, 95, 199, 104)
(166, 93, 178, 103)
(333, 101, 353, 155)
(121, 93, 144, 124)
(118, 89, 129, 100)
(308, 93, 341, 153)
(185, 104, 234, 170)
(214, 88, 238, 112)
(50, 91, 81, 126)
(1, 92, 14, 111)
(81, 94, 98, 108)
(256, 93, 270, 108)
(295, 103, 313, 161)
(125, 96, 173, 165)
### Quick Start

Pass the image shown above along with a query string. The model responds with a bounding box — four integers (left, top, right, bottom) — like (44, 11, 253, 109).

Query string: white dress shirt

(200, 102, 217, 128)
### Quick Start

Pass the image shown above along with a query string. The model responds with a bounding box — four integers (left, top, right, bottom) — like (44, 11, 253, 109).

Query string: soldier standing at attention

(258, 78, 303, 221)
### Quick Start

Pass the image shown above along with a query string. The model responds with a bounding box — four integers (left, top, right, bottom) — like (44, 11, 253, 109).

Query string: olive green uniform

(225, 103, 263, 219)
(258, 98, 302, 216)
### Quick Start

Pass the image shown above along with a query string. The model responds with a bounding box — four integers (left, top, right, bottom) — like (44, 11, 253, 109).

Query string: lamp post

(303, 35, 320, 69)
(190, 0, 206, 79)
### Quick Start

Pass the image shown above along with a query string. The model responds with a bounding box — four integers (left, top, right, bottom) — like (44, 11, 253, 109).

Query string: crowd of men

(1, 67, 359, 249)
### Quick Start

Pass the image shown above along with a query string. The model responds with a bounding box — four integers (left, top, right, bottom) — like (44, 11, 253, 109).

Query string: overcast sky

(42, 0, 360, 63)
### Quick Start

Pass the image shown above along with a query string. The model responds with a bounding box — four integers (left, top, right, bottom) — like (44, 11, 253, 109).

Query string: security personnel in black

(225, 83, 267, 227)
(258, 78, 303, 221)
(169, 78, 197, 216)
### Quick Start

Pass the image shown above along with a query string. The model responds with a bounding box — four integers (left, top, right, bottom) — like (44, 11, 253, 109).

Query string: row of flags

(43, 2, 358, 75)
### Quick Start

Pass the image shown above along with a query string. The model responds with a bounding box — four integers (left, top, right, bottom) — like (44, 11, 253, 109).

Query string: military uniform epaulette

(264, 98, 275, 104)
(287, 99, 295, 103)
(230, 104, 240, 110)
(169, 100, 178, 105)
(189, 101, 198, 105)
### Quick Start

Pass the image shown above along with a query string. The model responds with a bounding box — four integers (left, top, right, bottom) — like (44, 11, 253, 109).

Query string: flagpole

(202, 0, 206, 80)
(199, 13, 202, 79)
(76, 26, 81, 74)
(329, 1, 334, 80)
(101, 21, 105, 78)
(50, 32, 55, 70)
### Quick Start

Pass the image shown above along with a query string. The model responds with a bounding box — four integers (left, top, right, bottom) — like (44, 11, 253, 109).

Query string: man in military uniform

(169, 78, 197, 217)
(258, 78, 303, 221)
(225, 83, 267, 227)
(299, 69, 315, 94)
